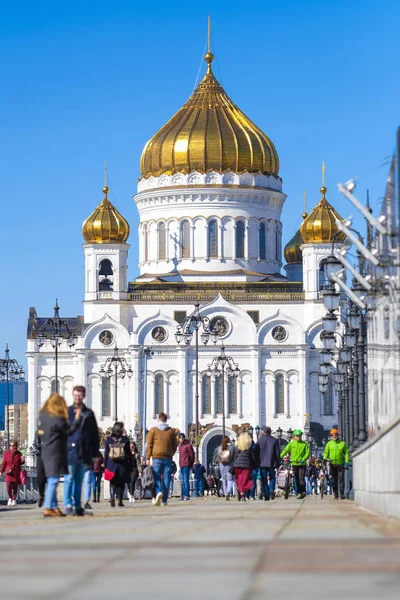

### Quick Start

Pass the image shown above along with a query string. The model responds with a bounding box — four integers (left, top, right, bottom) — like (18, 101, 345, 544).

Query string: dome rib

(140, 53, 279, 179)
(300, 186, 346, 244)
(82, 187, 130, 244)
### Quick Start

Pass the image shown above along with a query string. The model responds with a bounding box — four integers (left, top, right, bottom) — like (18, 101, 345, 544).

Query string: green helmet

(293, 429, 303, 436)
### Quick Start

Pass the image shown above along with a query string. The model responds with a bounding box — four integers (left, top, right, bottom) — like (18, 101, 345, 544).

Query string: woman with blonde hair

(37, 393, 82, 517)
(230, 432, 258, 501)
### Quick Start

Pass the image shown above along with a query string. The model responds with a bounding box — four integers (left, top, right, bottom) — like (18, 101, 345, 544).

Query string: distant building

(6, 403, 28, 447)
(0, 380, 28, 430)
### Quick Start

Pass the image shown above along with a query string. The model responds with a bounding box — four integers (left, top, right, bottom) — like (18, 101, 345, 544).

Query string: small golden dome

(300, 186, 346, 244)
(284, 228, 304, 264)
(82, 186, 130, 244)
(140, 54, 279, 179)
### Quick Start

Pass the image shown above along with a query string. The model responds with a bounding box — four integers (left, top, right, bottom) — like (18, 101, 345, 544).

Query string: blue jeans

(260, 467, 276, 499)
(305, 477, 312, 495)
(249, 469, 258, 498)
(63, 463, 87, 510)
(194, 477, 204, 497)
(181, 466, 191, 499)
(44, 476, 59, 509)
(152, 458, 172, 504)
(310, 477, 318, 494)
(84, 470, 95, 502)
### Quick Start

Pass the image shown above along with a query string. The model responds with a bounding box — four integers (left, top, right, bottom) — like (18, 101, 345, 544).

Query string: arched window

(214, 376, 223, 414)
(236, 221, 245, 258)
(158, 222, 166, 260)
(319, 259, 327, 289)
(323, 379, 333, 415)
(202, 374, 211, 414)
(143, 225, 148, 262)
(275, 374, 284, 414)
(208, 220, 218, 258)
(275, 224, 280, 261)
(181, 220, 190, 259)
(259, 223, 266, 259)
(154, 374, 164, 414)
(99, 278, 113, 291)
(102, 378, 110, 416)
(228, 377, 237, 414)
(99, 259, 113, 276)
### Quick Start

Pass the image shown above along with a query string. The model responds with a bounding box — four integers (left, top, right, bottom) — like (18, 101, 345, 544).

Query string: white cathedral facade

(27, 49, 346, 466)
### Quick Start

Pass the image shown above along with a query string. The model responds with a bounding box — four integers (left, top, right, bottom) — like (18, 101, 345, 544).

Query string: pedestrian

(306, 459, 318, 495)
(128, 440, 142, 503)
(257, 426, 280, 501)
(218, 435, 233, 500)
(0, 439, 25, 506)
(36, 393, 82, 517)
(230, 432, 258, 501)
(92, 451, 104, 503)
(192, 459, 206, 497)
(146, 412, 178, 506)
(83, 467, 95, 509)
(34, 431, 46, 508)
(280, 429, 310, 499)
(169, 460, 177, 498)
(64, 385, 100, 516)
(104, 422, 132, 507)
(323, 428, 349, 500)
(178, 432, 195, 501)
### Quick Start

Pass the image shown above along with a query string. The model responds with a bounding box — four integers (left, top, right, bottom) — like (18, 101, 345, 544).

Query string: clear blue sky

(1, 0, 399, 367)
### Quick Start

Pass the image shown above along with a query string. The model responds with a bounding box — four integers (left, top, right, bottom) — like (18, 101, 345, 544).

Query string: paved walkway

(1, 496, 399, 599)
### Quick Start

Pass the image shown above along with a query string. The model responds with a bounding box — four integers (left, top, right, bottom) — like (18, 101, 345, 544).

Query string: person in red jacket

(178, 433, 194, 501)
(0, 439, 25, 506)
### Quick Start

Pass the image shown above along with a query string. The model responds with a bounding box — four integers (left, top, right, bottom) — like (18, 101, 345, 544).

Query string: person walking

(213, 459, 222, 496)
(257, 426, 280, 501)
(104, 422, 132, 507)
(146, 412, 178, 506)
(36, 393, 82, 517)
(64, 385, 99, 516)
(192, 459, 206, 497)
(34, 431, 46, 508)
(128, 440, 142, 503)
(83, 466, 95, 509)
(280, 429, 310, 499)
(306, 459, 318, 495)
(178, 432, 195, 501)
(92, 451, 104, 503)
(323, 428, 349, 500)
(218, 435, 233, 500)
(169, 460, 177, 498)
(0, 440, 25, 506)
(230, 432, 258, 501)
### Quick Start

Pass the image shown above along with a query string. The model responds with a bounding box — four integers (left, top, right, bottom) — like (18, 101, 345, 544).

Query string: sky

(1, 0, 399, 368)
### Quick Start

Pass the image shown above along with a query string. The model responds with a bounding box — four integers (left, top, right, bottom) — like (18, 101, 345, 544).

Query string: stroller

(276, 461, 292, 499)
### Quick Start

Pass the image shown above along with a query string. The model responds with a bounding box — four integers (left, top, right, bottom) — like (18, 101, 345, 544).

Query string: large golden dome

(82, 186, 130, 244)
(140, 53, 279, 179)
(300, 186, 346, 244)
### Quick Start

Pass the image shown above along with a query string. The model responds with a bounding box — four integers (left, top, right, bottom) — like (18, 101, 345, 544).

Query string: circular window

(209, 316, 229, 337)
(272, 326, 287, 342)
(152, 326, 167, 342)
(99, 330, 113, 346)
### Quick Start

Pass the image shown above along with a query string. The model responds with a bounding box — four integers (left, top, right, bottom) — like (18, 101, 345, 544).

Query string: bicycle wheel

(320, 478, 324, 499)
(284, 475, 290, 499)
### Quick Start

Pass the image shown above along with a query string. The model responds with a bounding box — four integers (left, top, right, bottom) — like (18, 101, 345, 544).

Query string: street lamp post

(99, 345, 133, 422)
(176, 302, 213, 459)
(0, 345, 25, 447)
(141, 346, 153, 456)
(208, 345, 240, 438)
(36, 300, 78, 393)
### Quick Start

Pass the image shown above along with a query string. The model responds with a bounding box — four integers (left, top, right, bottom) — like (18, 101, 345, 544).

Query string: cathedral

(27, 47, 347, 466)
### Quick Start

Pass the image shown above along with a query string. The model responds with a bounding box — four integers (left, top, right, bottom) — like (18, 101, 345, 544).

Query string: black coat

(231, 446, 258, 470)
(37, 411, 82, 478)
(67, 404, 100, 465)
(104, 435, 132, 485)
(257, 434, 280, 468)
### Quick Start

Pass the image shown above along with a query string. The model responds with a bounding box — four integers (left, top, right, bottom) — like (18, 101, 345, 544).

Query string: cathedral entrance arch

(198, 426, 236, 474)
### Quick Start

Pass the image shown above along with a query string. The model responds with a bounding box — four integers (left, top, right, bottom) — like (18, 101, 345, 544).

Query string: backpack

(141, 466, 155, 490)
(220, 449, 231, 465)
(108, 439, 125, 461)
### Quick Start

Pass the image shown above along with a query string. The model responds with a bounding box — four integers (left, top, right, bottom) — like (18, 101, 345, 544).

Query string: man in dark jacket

(256, 427, 280, 500)
(178, 433, 195, 501)
(63, 385, 99, 516)
(192, 459, 206, 497)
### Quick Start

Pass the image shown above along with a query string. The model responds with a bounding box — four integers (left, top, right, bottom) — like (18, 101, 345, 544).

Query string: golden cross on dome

(302, 190, 308, 219)
(208, 15, 211, 53)
(321, 160, 325, 187)
(135, 412, 139, 424)
(104, 161, 108, 187)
